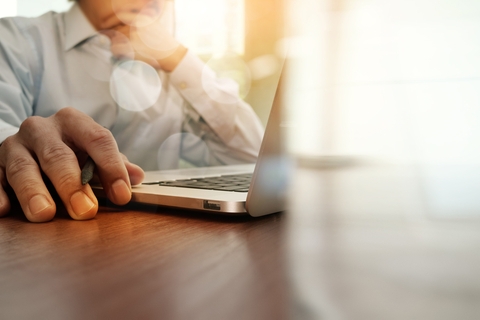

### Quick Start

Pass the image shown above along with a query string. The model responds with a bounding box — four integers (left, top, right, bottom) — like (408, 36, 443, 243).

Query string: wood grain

(0, 203, 288, 320)
(3, 163, 480, 320)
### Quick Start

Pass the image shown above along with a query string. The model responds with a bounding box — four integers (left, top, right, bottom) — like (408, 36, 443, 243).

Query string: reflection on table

(1, 162, 480, 320)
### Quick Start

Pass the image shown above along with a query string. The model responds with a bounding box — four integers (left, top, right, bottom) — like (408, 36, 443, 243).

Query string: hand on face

(100, 1, 187, 72)
(0, 108, 145, 222)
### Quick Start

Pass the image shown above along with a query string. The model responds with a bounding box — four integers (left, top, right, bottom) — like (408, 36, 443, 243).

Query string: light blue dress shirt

(0, 4, 263, 170)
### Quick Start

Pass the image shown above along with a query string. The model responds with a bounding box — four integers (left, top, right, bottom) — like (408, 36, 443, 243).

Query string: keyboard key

(145, 173, 253, 192)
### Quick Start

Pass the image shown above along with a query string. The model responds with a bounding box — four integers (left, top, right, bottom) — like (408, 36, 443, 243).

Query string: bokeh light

(109, 60, 162, 112)
(82, 31, 135, 82)
(134, 8, 180, 60)
(102, 28, 136, 62)
(248, 54, 280, 81)
(202, 52, 252, 104)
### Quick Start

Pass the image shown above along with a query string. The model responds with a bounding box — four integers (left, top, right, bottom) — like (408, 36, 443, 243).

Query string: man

(0, 0, 264, 222)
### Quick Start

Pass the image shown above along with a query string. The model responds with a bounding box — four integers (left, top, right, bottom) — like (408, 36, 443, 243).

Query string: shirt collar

(63, 3, 98, 51)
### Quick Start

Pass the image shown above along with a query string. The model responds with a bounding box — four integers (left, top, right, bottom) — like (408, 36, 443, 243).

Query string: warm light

(284, 0, 480, 165)
(175, 0, 245, 55)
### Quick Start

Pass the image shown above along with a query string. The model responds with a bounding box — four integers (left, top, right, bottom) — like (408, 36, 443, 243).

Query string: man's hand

(0, 107, 145, 222)
(100, 3, 188, 72)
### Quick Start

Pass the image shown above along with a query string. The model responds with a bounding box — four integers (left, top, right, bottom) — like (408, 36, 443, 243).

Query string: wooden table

(1, 162, 480, 320)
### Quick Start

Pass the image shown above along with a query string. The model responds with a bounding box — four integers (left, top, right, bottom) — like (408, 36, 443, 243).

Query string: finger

(109, 24, 131, 38)
(102, 0, 167, 29)
(100, 11, 142, 30)
(18, 117, 98, 220)
(0, 167, 11, 217)
(80, 156, 144, 186)
(52, 108, 132, 205)
(99, 12, 125, 30)
(0, 136, 56, 222)
(120, 154, 145, 186)
(132, 24, 181, 60)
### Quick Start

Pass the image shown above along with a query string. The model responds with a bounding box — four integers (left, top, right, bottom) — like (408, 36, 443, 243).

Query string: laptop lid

(246, 63, 291, 216)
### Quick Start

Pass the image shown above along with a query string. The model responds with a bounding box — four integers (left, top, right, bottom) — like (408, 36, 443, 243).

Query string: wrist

(157, 45, 188, 73)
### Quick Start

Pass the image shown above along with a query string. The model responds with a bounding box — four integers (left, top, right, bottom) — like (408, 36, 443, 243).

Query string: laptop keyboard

(142, 173, 252, 192)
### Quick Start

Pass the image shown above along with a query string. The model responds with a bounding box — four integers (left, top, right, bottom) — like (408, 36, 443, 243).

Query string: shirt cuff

(169, 50, 206, 100)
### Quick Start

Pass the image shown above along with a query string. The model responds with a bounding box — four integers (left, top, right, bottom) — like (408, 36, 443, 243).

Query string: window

(0, 1, 17, 18)
(176, 0, 245, 56)
(285, 0, 480, 164)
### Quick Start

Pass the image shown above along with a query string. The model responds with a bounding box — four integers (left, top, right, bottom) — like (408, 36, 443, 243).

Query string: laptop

(94, 60, 292, 217)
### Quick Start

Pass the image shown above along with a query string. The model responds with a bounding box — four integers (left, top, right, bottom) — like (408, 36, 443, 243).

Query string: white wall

(0, 1, 17, 18)
(285, 0, 480, 166)
(17, 0, 72, 17)
(0, 0, 72, 18)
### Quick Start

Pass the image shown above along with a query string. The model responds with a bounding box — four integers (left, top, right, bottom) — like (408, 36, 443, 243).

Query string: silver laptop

(94, 62, 291, 217)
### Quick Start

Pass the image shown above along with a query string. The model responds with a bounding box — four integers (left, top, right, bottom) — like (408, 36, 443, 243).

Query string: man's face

(79, 0, 163, 30)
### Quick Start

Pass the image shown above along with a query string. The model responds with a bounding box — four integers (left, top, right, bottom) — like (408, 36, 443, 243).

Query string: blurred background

(3, 0, 479, 163)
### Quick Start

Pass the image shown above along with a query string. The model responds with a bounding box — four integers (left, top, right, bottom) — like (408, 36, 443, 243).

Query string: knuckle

(19, 116, 44, 133)
(0, 135, 17, 152)
(6, 155, 37, 181)
(17, 116, 54, 148)
(88, 127, 115, 148)
(55, 107, 77, 120)
(52, 170, 79, 190)
(40, 143, 74, 169)
(16, 182, 42, 198)
(100, 154, 122, 171)
(38, 145, 79, 188)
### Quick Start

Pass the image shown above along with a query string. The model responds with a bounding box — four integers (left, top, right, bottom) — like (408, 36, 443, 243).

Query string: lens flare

(110, 60, 162, 112)
(248, 54, 280, 80)
(102, 28, 136, 63)
(202, 52, 252, 104)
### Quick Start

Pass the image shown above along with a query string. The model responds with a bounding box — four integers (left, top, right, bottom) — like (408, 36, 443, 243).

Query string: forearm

(170, 52, 263, 137)
(170, 52, 264, 163)
(156, 45, 188, 73)
(181, 100, 264, 166)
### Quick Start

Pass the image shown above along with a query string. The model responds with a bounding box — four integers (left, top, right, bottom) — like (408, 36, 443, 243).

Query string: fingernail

(111, 179, 131, 204)
(29, 194, 52, 215)
(70, 191, 95, 216)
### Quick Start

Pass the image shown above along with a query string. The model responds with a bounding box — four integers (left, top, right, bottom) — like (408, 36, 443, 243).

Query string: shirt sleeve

(0, 17, 40, 143)
(168, 50, 264, 165)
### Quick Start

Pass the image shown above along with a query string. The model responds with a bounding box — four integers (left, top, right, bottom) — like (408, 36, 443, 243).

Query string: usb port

(203, 201, 221, 210)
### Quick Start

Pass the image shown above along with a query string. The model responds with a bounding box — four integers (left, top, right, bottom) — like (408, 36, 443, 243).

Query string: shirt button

(179, 82, 187, 89)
